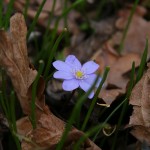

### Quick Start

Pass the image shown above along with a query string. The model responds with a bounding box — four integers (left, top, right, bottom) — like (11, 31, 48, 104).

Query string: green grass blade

(74, 98, 127, 149)
(93, 98, 127, 141)
(63, 0, 69, 44)
(45, 72, 54, 84)
(10, 91, 21, 150)
(43, 29, 67, 79)
(111, 62, 135, 150)
(23, 0, 30, 19)
(96, 0, 108, 19)
(126, 62, 135, 98)
(27, 0, 47, 39)
(0, 91, 9, 118)
(136, 38, 148, 83)
(110, 42, 148, 149)
(30, 60, 44, 129)
(118, 0, 139, 54)
(56, 75, 100, 150)
(4, 0, 15, 29)
(10, 91, 17, 131)
(35, 0, 59, 63)
(73, 124, 105, 150)
(42, 0, 57, 43)
(1, 69, 11, 120)
(0, 0, 3, 27)
(81, 67, 110, 131)
(60, 0, 84, 19)
(11, 132, 21, 150)
(36, 0, 84, 63)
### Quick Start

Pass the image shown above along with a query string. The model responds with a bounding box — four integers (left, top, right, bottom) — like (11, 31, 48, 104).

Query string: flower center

(75, 70, 84, 79)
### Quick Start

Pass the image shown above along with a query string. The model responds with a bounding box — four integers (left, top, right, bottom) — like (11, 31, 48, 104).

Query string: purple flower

(52, 55, 102, 99)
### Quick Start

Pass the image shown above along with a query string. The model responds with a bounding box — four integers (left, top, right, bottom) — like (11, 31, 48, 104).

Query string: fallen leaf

(99, 89, 124, 105)
(36, 0, 63, 15)
(64, 17, 115, 62)
(91, 43, 119, 74)
(0, 13, 101, 150)
(110, 5, 150, 56)
(4, 0, 81, 34)
(107, 53, 140, 90)
(129, 63, 150, 145)
(92, 43, 140, 105)
(0, 14, 37, 114)
(130, 126, 150, 146)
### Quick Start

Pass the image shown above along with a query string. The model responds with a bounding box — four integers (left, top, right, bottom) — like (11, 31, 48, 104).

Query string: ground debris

(0, 13, 101, 150)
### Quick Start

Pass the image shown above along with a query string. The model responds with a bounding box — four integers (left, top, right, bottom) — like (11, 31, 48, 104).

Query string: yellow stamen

(75, 71, 83, 78)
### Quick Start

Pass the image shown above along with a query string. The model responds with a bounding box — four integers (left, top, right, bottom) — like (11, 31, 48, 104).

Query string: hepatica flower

(53, 55, 102, 99)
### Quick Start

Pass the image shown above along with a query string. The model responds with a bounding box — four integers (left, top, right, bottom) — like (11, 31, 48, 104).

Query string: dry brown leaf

(4, 0, 80, 34)
(107, 53, 140, 89)
(16, 117, 33, 136)
(64, 18, 115, 63)
(5, 0, 48, 20)
(0, 13, 101, 150)
(65, 128, 101, 150)
(0, 14, 37, 114)
(36, 0, 63, 15)
(99, 89, 124, 105)
(130, 126, 150, 145)
(91, 43, 119, 74)
(17, 113, 65, 150)
(99, 53, 140, 105)
(92, 42, 140, 105)
(110, 5, 150, 56)
(129, 63, 150, 145)
(18, 114, 101, 150)
(84, 5, 149, 105)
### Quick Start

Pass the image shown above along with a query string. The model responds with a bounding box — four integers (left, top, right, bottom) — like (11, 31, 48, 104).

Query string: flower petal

(85, 74, 102, 88)
(88, 92, 95, 99)
(79, 80, 95, 99)
(53, 60, 71, 72)
(53, 71, 74, 79)
(65, 55, 81, 69)
(96, 77, 102, 87)
(62, 79, 79, 91)
(82, 61, 99, 74)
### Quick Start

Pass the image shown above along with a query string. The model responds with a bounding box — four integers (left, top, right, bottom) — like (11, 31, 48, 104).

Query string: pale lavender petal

(85, 74, 102, 88)
(96, 77, 102, 87)
(79, 80, 95, 99)
(53, 71, 74, 79)
(84, 74, 96, 84)
(65, 55, 81, 69)
(82, 61, 99, 74)
(53, 60, 71, 72)
(62, 79, 79, 91)
(88, 91, 95, 99)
